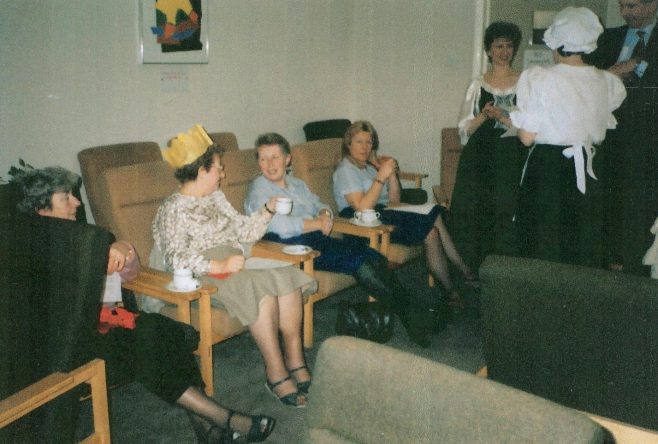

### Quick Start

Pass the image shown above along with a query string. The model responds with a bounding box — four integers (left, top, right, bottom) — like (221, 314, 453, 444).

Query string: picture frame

(139, 0, 209, 64)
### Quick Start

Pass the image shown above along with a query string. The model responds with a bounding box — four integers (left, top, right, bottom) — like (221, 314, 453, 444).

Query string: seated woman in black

(16, 166, 275, 443)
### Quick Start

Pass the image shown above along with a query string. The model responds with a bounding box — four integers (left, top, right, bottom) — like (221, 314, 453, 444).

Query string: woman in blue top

(333, 121, 476, 309)
(245, 133, 435, 346)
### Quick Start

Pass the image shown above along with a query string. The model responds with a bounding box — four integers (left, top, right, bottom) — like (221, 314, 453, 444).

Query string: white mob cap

(543, 7, 603, 54)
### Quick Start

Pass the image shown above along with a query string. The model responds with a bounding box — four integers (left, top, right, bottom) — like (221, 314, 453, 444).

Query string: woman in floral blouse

(152, 144, 315, 409)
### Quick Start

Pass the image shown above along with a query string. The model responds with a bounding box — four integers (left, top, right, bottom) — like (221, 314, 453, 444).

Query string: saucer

(282, 245, 312, 255)
(350, 218, 382, 227)
(165, 282, 201, 293)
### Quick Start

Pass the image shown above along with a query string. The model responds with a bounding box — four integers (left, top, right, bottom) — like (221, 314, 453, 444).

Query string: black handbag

(335, 301, 394, 343)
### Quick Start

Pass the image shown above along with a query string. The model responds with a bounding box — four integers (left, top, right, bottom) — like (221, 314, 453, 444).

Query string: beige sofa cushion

(307, 337, 605, 444)
(102, 160, 178, 260)
(78, 142, 162, 229)
(221, 148, 260, 210)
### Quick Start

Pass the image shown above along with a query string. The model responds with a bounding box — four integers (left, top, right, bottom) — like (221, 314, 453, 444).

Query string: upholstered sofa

(305, 336, 607, 443)
(480, 255, 658, 433)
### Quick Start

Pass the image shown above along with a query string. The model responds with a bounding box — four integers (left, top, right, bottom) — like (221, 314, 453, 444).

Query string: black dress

(449, 83, 526, 271)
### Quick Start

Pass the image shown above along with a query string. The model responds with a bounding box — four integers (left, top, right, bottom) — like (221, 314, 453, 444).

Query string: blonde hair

(341, 120, 379, 158)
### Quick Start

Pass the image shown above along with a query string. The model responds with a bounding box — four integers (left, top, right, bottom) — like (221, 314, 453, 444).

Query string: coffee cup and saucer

(275, 197, 293, 215)
(351, 209, 382, 227)
(166, 268, 201, 292)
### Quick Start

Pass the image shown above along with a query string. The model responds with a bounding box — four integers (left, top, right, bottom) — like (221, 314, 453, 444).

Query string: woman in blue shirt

(333, 121, 476, 310)
(245, 133, 435, 347)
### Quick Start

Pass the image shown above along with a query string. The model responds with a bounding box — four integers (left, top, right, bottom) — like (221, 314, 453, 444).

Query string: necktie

(631, 30, 647, 61)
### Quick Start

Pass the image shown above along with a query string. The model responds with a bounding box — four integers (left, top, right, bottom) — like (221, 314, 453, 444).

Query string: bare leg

(249, 295, 305, 405)
(277, 289, 310, 385)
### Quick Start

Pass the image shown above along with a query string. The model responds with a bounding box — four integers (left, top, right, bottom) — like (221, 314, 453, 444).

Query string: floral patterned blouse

(152, 190, 271, 275)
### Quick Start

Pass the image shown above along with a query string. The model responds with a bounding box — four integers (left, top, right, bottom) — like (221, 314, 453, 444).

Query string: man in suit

(586, 0, 657, 86)
(584, 0, 658, 276)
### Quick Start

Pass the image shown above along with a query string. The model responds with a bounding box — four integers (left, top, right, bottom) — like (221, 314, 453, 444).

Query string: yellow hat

(162, 124, 214, 168)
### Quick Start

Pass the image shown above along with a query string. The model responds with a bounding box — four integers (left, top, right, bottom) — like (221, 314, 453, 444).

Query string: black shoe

(288, 365, 311, 395)
(265, 376, 307, 408)
(226, 410, 276, 443)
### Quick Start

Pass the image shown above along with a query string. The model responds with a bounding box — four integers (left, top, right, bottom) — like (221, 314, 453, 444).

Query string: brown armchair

(290, 138, 428, 269)
(207, 131, 239, 152)
(78, 142, 162, 229)
(100, 159, 318, 390)
(432, 128, 463, 210)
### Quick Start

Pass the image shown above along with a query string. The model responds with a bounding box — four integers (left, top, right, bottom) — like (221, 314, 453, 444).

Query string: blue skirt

(339, 204, 444, 245)
(263, 230, 383, 275)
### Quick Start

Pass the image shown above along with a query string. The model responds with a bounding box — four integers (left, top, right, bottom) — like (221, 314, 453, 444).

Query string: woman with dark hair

(510, 7, 626, 267)
(333, 121, 475, 312)
(245, 132, 438, 347)
(17, 166, 276, 443)
(152, 132, 315, 410)
(449, 21, 525, 272)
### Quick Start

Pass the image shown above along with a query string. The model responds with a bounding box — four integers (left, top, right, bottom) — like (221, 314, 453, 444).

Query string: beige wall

(1, 1, 481, 216)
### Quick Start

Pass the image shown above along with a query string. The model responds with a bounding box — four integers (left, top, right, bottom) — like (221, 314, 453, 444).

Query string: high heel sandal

(265, 375, 306, 408)
(288, 365, 312, 395)
(226, 410, 276, 443)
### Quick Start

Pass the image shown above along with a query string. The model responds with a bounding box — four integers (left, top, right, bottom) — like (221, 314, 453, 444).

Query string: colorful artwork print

(151, 0, 203, 53)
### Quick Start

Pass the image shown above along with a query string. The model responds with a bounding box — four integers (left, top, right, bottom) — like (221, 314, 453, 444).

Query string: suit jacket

(584, 24, 658, 87)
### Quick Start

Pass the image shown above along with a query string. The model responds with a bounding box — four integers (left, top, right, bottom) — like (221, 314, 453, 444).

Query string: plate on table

(350, 218, 382, 227)
(165, 282, 201, 293)
(282, 245, 312, 255)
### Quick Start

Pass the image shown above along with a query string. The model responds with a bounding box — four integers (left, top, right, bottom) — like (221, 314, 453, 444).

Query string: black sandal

(226, 410, 276, 443)
(265, 375, 306, 408)
(288, 365, 312, 394)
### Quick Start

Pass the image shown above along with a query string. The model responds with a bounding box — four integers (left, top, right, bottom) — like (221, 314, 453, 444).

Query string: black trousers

(93, 312, 203, 404)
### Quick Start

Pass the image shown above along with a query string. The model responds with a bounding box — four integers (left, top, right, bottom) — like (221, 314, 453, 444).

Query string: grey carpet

(77, 259, 484, 443)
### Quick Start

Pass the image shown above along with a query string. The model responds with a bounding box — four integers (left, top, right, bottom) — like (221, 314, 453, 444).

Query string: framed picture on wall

(139, 0, 209, 64)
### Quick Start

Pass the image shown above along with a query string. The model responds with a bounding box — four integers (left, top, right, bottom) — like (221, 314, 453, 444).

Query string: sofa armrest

(332, 217, 394, 256)
(432, 184, 451, 209)
(252, 240, 320, 275)
(122, 266, 216, 396)
(399, 171, 428, 188)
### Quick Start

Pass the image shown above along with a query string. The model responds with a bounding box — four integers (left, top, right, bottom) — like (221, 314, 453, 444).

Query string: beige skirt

(201, 245, 316, 326)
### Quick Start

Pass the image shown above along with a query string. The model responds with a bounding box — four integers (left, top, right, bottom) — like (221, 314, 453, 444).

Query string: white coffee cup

(275, 197, 293, 215)
(355, 209, 380, 224)
(173, 268, 199, 291)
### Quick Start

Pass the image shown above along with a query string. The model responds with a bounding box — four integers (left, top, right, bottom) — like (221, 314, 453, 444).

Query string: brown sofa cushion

(102, 160, 177, 260)
(78, 142, 162, 229)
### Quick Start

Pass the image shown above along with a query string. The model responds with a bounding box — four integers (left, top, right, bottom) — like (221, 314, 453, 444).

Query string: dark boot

(354, 258, 432, 347)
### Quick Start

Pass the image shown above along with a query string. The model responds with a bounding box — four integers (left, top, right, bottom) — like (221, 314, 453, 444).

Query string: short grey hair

(16, 166, 80, 214)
